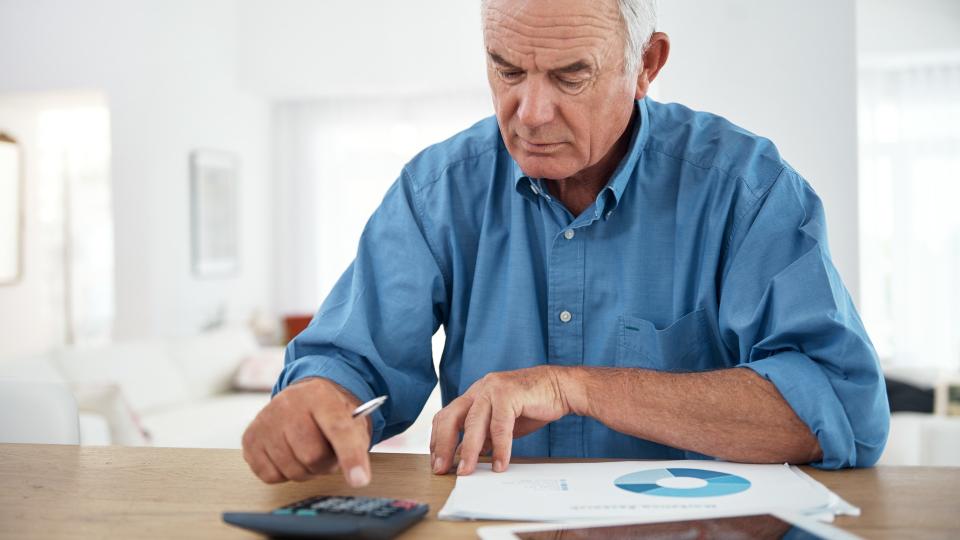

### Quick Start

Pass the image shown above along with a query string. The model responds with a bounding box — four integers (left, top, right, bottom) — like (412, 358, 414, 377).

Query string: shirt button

(563, 229, 575, 240)
(559, 310, 572, 323)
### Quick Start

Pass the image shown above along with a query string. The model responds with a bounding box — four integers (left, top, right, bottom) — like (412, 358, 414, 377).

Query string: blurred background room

(0, 0, 958, 465)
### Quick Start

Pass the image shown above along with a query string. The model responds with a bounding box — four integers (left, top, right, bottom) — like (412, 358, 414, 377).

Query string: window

(37, 103, 114, 345)
(858, 53, 960, 371)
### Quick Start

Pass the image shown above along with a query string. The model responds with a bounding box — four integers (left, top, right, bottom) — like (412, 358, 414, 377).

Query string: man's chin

(515, 155, 580, 181)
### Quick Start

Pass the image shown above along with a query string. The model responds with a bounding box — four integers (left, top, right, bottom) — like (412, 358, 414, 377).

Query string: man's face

(483, 0, 641, 180)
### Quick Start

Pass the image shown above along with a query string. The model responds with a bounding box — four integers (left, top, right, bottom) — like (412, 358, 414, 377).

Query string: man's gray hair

(480, 0, 658, 74)
(619, 0, 658, 73)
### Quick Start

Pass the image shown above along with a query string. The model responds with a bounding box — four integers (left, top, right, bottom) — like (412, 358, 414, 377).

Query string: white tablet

(477, 511, 861, 540)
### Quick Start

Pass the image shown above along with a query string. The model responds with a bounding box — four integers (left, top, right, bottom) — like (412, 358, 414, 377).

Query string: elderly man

(242, 0, 889, 487)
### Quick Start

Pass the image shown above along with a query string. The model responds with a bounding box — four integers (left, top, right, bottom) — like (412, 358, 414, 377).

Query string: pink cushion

(232, 347, 284, 392)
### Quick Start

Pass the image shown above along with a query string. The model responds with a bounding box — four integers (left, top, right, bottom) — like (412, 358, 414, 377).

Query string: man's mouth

(517, 137, 565, 154)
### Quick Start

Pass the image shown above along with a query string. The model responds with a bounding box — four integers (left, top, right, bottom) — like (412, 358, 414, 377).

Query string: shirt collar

(512, 98, 650, 219)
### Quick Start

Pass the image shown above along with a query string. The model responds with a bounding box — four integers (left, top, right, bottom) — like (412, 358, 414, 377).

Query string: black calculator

(223, 495, 429, 539)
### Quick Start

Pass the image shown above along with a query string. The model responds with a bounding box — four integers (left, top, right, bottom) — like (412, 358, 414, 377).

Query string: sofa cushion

(169, 326, 260, 399)
(232, 346, 285, 392)
(139, 393, 271, 449)
(73, 383, 150, 446)
(54, 342, 190, 415)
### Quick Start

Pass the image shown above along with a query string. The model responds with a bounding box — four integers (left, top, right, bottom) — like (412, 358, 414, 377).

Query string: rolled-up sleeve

(719, 168, 889, 468)
(273, 169, 447, 446)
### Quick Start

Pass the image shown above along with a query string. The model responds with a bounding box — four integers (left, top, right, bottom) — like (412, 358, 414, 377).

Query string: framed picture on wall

(0, 132, 22, 285)
(190, 149, 239, 278)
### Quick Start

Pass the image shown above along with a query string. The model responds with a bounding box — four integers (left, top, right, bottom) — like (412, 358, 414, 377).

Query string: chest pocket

(617, 308, 709, 372)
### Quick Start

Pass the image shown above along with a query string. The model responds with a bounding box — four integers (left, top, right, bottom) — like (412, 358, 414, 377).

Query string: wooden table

(1, 444, 958, 539)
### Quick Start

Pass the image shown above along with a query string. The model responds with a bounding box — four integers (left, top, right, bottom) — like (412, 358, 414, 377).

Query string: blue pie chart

(614, 468, 751, 497)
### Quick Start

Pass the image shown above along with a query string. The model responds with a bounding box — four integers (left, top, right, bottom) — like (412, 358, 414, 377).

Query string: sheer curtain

(858, 53, 960, 372)
(36, 105, 114, 346)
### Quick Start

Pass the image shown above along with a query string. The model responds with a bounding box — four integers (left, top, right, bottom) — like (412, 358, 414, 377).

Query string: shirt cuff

(273, 355, 387, 447)
(739, 351, 857, 469)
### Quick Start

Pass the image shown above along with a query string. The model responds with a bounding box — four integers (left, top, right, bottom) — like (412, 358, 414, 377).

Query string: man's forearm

(559, 366, 823, 464)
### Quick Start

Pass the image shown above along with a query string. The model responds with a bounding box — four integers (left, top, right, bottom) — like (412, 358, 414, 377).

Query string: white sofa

(0, 326, 280, 448)
(878, 366, 960, 466)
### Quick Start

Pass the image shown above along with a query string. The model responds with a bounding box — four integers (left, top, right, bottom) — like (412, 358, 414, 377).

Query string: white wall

(656, 0, 861, 302)
(237, 0, 489, 99)
(0, 0, 274, 344)
(858, 0, 960, 56)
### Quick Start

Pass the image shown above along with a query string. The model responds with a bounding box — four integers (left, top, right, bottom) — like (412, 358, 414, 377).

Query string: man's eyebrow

(552, 60, 593, 74)
(487, 51, 593, 74)
(487, 51, 520, 70)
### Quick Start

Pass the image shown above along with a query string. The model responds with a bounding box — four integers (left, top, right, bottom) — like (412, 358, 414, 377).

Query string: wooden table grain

(0, 444, 958, 539)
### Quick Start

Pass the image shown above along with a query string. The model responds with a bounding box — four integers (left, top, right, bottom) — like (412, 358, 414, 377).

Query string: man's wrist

(554, 366, 591, 417)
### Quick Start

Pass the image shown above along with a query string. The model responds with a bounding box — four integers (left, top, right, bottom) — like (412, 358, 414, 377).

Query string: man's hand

(242, 377, 373, 486)
(430, 366, 577, 476)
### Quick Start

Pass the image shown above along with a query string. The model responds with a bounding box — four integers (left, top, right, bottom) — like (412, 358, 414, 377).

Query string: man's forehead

(483, 0, 621, 22)
(483, 0, 622, 71)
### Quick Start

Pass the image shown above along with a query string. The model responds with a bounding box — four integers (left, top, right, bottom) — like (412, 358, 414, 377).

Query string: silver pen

(352, 395, 388, 418)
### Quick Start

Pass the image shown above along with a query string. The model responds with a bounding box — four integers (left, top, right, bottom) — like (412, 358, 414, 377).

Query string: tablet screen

(515, 514, 825, 539)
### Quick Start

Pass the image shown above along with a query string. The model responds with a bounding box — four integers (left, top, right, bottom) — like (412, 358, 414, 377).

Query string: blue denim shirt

(275, 98, 889, 469)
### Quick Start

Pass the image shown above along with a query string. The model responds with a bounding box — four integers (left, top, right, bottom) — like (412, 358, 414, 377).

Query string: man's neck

(544, 109, 636, 217)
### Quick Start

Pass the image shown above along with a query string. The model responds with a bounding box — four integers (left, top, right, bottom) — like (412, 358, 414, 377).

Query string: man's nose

(516, 77, 556, 129)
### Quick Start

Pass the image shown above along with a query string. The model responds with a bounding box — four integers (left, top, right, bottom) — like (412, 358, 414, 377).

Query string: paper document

(438, 460, 857, 522)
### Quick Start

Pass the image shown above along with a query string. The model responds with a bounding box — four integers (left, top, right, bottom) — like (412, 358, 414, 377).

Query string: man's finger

(248, 446, 286, 484)
(263, 437, 312, 482)
(489, 401, 516, 472)
(316, 412, 372, 488)
(429, 413, 438, 458)
(458, 396, 492, 476)
(286, 418, 336, 476)
(431, 396, 472, 475)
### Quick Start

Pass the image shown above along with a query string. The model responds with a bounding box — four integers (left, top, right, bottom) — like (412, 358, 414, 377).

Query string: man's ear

(635, 32, 670, 99)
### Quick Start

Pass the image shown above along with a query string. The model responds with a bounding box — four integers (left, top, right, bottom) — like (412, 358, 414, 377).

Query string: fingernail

(433, 456, 443, 474)
(494, 459, 503, 472)
(457, 460, 466, 475)
(348, 466, 369, 487)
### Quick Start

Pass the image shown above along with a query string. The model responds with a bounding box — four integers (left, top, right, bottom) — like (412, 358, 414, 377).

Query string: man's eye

(498, 70, 523, 82)
(557, 78, 587, 90)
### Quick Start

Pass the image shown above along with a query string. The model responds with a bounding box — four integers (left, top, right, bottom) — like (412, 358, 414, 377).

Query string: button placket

(545, 214, 587, 458)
